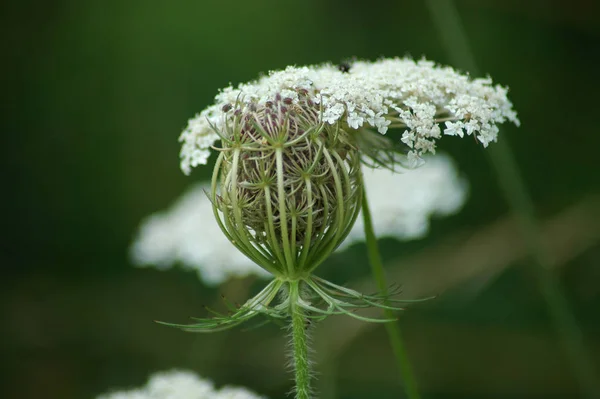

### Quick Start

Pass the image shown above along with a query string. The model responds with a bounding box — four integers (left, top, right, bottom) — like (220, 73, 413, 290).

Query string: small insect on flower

(337, 56, 356, 73)
(338, 62, 351, 73)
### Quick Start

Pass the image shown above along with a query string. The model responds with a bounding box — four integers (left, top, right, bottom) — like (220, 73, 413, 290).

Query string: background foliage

(2, 0, 599, 398)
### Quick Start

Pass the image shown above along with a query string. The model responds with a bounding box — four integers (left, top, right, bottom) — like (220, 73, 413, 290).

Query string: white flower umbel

(130, 183, 269, 286)
(180, 57, 519, 173)
(340, 153, 468, 249)
(96, 370, 266, 399)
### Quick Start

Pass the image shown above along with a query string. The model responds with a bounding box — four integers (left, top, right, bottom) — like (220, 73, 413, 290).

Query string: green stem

(361, 184, 421, 399)
(289, 280, 311, 399)
(425, 1, 599, 397)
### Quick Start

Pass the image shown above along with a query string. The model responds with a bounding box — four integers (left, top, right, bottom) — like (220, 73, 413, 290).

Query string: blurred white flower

(96, 370, 266, 399)
(339, 153, 468, 250)
(179, 57, 519, 174)
(130, 183, 270, 285)
(130, 154, 467, 284)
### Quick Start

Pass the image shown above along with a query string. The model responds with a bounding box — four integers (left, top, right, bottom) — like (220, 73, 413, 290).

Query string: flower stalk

(361, 181, 421, 399)
(289, 281, 312, 399)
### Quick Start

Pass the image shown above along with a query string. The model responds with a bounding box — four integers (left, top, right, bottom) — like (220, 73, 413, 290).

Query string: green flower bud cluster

(211, 89, 362, 279)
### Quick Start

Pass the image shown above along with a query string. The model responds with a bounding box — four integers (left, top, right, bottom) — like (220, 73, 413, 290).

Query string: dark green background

(2, 0, 599, 398)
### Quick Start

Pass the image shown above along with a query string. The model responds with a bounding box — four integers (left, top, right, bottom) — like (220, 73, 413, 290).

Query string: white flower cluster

(96, 370, 266, 399)
(130, 154, 467, 284)
(130, 183, 269, 286)
(179, 57, 519, 173)
(339, 154, 468, 250)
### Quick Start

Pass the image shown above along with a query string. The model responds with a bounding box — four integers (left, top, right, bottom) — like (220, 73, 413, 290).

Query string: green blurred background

(2, 0, 599, 398)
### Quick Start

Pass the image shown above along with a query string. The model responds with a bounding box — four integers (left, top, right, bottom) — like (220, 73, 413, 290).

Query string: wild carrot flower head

(178, 57, 517, 279)
(209, 88, 362, 279)
(166, 57, 518, 330)
(180, 57, 519, 173)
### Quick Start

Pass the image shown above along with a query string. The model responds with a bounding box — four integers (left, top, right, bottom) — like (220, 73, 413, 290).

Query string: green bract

(211, 90, 362, 279)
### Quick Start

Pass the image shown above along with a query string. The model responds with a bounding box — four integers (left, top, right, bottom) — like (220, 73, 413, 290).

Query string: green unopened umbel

(211, 90, 362, 280)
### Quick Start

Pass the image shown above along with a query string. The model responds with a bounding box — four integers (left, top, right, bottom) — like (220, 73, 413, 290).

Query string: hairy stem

(361, 183, 421, 399)
(289, 280, 311, 399)
(425, 1, 599, 397)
